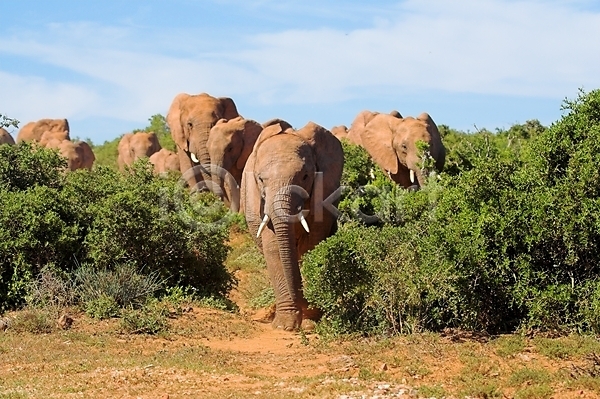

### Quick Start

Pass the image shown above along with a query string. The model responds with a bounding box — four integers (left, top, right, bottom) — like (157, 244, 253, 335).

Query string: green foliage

(120, 300, 170, 334)
(91, 136, 120, 169)
(0, 146, 235, 310)
(84, 294, 120, 319)
(143, 114, 176, 151)
(9, 309, 54, 334)
(0, 142, 67, 191)
(74, 263, 164, 311)
(305, 88, 600, 336)
(0, 114, 19, 129)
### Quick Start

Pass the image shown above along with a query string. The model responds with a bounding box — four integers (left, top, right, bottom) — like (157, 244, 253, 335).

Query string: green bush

(0, 145, 235, 311)
(305, 89, 600, 335)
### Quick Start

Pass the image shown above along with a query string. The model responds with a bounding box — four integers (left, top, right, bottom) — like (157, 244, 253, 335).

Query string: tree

(1, 114, 19, 129)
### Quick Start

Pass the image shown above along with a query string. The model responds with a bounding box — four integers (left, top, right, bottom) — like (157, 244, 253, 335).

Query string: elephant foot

(271, 310, 302, 332)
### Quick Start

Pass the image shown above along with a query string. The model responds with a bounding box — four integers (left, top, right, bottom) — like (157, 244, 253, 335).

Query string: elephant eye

(303, 173, 308, 181)
(226, 145, 233, 152)
(187, 121, 193, 128)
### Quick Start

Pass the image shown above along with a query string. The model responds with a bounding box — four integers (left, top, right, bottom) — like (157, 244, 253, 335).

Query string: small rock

(57, 314, 73, 330)
(380, 363, 388, 371)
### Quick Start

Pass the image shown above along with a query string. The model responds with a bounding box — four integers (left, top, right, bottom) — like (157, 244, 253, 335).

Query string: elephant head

(242, 121, 344, 331)
(16, 119, 70, 143)
(40, 130, 70, 147)
(149, 148, 180, 175)
(46, 139, 95, 171)
(207, 117, 292, 211)
(360, 112, 445, 188)
(117, 132, 162, 171)
(166, 92, 239, 190)
(0, 128, 15, 146)
(330, 125, 348, 141)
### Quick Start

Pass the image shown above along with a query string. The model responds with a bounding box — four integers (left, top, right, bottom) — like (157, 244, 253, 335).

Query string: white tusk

(191, 153, 199, 163)
(410, 169, 415, 184)
(387, 170, 392, 178)
(256, 214, 270, 238)
(299, 213, 310, 233)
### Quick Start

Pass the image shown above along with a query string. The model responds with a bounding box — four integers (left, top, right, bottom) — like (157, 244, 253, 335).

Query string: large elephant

(0, 128, 15, 145)
(207, 117, 292, 211)
(166, 92, 239, 190)
(16, 119, 70, 143)
(346, 110, 401, 146)
(149, 148, 180, 175)
(358, 112, 445, 188)
(45, 139, 95, 171)
(241, 121, 344, 331)
(117, 132, 162, 171)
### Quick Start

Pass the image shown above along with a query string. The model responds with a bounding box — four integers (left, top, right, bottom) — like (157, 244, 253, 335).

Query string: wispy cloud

(0, 0, 599, 139)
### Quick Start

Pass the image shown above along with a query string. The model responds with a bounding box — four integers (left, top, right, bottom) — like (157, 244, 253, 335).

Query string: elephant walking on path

(241, 121, 344, 331)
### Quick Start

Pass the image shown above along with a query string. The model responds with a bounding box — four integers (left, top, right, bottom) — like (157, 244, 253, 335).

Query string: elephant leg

(261, 228, 302, 331)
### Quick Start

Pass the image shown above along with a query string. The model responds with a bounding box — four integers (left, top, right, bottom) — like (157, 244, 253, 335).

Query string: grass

(4, 231, 600, 398)
(4, 306, 600, 398)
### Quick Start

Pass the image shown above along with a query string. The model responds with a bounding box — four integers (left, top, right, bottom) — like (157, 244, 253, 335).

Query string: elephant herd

(1, 92, 446, 331)
(1, 119, 96, 171)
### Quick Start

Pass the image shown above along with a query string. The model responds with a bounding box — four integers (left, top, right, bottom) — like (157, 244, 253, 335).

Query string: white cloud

(0, 0, 599, 138)
(234, 0, 600, 102)
(0, 71, 98, 125)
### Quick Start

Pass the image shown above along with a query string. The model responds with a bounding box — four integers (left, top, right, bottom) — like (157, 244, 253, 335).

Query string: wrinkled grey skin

(241, 121, 343, 331)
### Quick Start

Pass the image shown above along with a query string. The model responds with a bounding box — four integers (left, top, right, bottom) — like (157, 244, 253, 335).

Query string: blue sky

(1, 0, 600, 144)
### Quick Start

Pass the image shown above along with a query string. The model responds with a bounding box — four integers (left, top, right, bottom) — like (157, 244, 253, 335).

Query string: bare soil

(2, 232, 600, 398)
(2, 303, 600, 399)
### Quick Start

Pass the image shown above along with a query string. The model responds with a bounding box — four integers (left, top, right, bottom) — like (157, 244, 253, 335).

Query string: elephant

(40, 130, 70, 147)
(167, 92, 239, 190)
(149, 148, 180, 175)
(346, 110, 401, 146)
(241, 121, 344, 331)
(16, 118, 70, 143)
(117, 132, 162, 171)
(207, 117, 292, 211)
(357, 112, 445, 188)
(45, 139, 95, 171)
(330, 125, 348, 141)
(0, 128, 15, 145)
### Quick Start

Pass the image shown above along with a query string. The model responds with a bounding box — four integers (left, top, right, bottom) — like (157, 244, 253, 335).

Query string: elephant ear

(361, 114, 399, 174)
(167, 93, 190, 152)
(236, 119, 264, 171)
(253, 121, 288, 153)
(347, 110, 379, 146)
(262, 118, 293, 131)
(147, 132, 162, 153)
(294, 122, 344, 199)
(417, 112, 446, 172)
(218, 97, 239, 120)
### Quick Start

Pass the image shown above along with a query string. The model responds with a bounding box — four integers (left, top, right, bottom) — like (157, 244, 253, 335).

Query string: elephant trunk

(210, 155, 226, 200)
(190, 123, 213, 187)
(269, 189, 301, 309)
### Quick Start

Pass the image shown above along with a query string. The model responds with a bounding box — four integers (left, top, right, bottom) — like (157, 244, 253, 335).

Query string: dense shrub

(0, 145, 235, 311)
(304, 89, 600, 336)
